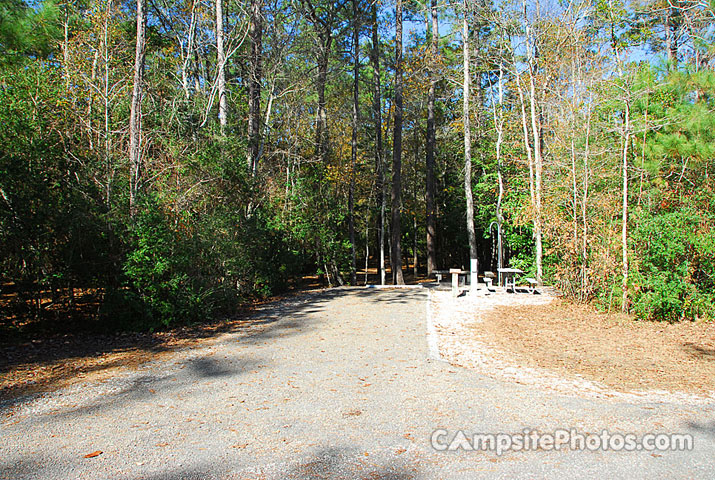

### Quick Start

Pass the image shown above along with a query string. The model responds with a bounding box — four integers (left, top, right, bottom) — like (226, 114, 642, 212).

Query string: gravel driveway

(2, 288, 714, 479)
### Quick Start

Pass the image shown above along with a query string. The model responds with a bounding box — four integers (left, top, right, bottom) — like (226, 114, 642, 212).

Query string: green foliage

(0, 61, 111, 292)
(120, 203, 198, 327)
(630, 206, 715, 322)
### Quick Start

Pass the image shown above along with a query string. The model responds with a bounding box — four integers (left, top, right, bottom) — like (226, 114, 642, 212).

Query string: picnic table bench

(524, 277, 539, 294)
(483, 271, 496, 289)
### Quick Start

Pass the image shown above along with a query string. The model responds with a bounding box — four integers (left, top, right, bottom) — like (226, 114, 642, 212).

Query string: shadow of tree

(0, 455, 49, 480)
(1, 288, 425, 405)
(687, 420, 715, 438)
(274, 446, 423, 480)
(9, 355, 268, 420)
(683, 343, 715, 361)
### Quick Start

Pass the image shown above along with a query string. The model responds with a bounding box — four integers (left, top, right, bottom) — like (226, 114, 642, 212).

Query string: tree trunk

(180, 0, 198, 100)
(609, 0, 630, 311)
(348, 0, 359, 285)
(665, 8, 678, 69)
(525, 8, 543, 285)
(216, 0, 227, 134)
(490, 60, 505, 271)
(365, 222, 369, 285)
(128, 0, 147, 217)
(103, 0, 113, 209)
(391, 0, 405, 285)
(63, 3, 70, 91)
(581, 94, 592, 299)
(570, 60, 579, 250)
(370, 4, 386, 286)
(515, 68, 535, 209)
(248, 0, 262, 173)
(621, 101, 630, 312)
(463, 0, 478, 273)
(316, 39, 330, 164)
(88, 48, 98, 151)
(425, 0, 438, 276)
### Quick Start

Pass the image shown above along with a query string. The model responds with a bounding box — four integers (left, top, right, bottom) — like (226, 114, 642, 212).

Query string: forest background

(1, 0, 714, 332)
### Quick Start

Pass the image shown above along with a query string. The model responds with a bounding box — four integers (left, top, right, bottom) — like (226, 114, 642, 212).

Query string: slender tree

(391, 0, 405, 285)
(248, 0, 263, 172)
(370, 1, 386, 285)
(348, 0, 359, 284)
(524, 0, 543, 284)
(216, 0, 227, 134)
(128, 0, 147, 216)
(608, 0, 631, 311)
(463, 0, 478, 283)
(301, 0, 340, 166)
(425, 0, 438, 275)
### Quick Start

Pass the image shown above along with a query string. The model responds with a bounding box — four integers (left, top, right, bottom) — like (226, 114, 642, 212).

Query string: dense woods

(1, 0, 714, 331)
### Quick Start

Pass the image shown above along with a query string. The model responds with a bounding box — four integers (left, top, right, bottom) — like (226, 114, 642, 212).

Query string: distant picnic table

(432, 267, 538, 294)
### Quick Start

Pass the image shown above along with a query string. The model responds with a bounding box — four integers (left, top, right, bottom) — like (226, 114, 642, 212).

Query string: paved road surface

(2, 288, 714, 479)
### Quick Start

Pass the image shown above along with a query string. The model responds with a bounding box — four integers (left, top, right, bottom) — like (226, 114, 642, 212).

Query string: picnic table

(433, 269, 469, 285)
(433, 269, 472, 296)
(497, 267, 523, 292)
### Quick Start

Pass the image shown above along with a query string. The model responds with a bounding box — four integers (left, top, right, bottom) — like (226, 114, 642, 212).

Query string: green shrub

(630, 207, 715, 322)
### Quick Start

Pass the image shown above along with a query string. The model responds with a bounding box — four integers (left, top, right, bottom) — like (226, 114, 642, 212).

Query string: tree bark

(581, 93, 592, 300)
(248, 0, 263, 173)
(348, 0, 359, 285)
(180, 0, 198, 100)
(425, 0, 438, 276)
(490, 60, 505, 271)
(609, 0, 630, 311)
(316, 37, 331, 163)
(103, 0, 113, 209)
(216, 0, 227, 134)
(371, 3, 386, 286)
(621, 101, 630, 312)
(524, 1, 543, 284)
(391, 0, 405, 285)
(514, 67, 535, 209)
(128, 0, 147, 217)
(463, 0, 477, 270)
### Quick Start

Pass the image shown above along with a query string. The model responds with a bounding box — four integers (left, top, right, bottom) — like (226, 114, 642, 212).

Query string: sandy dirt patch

(480, 299, 715, 395)
(429, 289, 715, 404)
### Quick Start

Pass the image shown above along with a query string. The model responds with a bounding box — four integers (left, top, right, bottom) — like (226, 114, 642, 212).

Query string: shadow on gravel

(1, 288, 423, 405)
(687, 420, 715, 438)
(0, 455, 49, 480)
(279, 446, 422, 480)
(683, 343, 715, 361)
(17, 355, 269, 421)
(121, 468, 213, 480)
(235, 288, 423, 345)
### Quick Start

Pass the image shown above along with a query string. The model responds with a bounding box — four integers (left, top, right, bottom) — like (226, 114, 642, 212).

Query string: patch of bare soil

(480, 299, 715, 395)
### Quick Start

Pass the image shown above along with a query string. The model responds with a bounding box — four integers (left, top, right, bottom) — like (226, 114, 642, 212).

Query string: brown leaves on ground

(480, 299, 715, 395)
(83, 451, 103, 458)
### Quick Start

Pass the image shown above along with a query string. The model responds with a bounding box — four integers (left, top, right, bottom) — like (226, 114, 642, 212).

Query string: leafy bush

(630, 206, 715, 322)
(115, 203, 209, 329)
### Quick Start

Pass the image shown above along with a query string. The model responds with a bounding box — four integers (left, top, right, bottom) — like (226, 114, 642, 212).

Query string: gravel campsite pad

(2, 288, 715, 479)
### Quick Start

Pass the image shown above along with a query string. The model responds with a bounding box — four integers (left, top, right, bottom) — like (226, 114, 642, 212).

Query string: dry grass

(480, 299, 715, 395)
